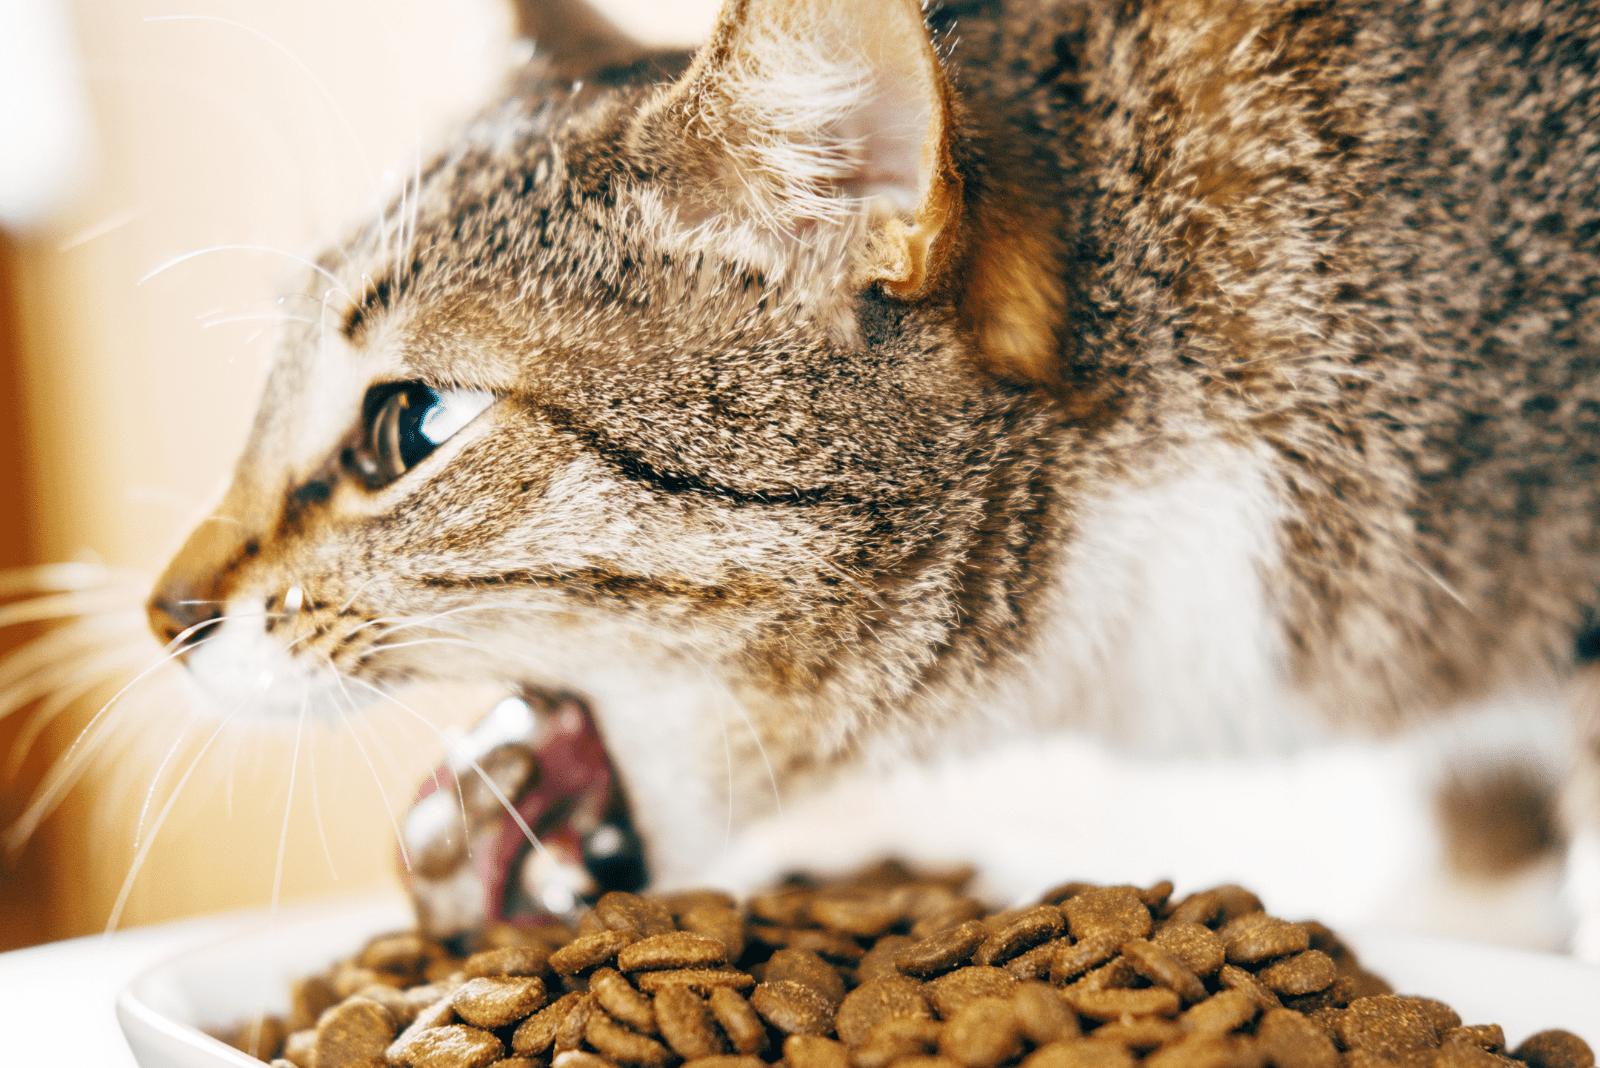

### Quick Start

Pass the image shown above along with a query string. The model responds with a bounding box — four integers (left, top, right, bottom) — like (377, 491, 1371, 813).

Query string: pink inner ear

(835, 85, 932, 215)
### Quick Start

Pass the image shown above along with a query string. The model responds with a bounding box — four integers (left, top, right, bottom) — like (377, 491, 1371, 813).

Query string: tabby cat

(141, 0, 1600, 953)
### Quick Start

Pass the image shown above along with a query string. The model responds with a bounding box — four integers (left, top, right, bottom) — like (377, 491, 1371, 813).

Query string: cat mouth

(399, 687, 645, 944)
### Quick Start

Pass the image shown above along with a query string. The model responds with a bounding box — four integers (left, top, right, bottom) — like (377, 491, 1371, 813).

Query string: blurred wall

(1, 0, 719, 950)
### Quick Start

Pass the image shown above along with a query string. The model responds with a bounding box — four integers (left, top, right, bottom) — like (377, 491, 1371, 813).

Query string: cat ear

(657, 0, 962, 297)
(508, 0, 644, 79)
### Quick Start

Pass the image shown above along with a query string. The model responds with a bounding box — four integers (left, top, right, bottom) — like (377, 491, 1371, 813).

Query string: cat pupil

(357, 383, 494, 488)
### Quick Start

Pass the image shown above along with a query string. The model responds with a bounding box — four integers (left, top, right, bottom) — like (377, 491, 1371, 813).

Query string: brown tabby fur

(147, 0, 1600, 937)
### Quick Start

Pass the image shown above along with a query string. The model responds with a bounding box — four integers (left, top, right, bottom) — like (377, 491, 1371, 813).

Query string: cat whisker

(3, 631, 225, 855)
(337, 575, 389, 615)
(104, 706, 244, 935)
(323, 659, 411, 872)
(202, 314, 321, 329)
(304, 715, 339, 881)
(131, 725, 194, 856)
(358, 596, 786, 821)
(139, 245, 353, 304)
(4, 647, 153, 781)
(343, 675, 551, 863)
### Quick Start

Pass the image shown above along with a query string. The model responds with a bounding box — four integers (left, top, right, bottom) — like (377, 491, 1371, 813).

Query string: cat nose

(146, 592, 220, 652)
(147, 516, 252, 653)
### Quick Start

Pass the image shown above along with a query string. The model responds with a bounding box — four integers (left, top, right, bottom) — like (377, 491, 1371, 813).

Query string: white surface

(0, 894, 403, 1067)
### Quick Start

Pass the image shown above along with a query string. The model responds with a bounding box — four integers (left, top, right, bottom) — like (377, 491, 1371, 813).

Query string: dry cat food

(218, 864, 1595, 1068)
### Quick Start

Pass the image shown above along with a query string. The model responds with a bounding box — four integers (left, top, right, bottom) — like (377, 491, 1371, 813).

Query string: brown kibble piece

(679, 904, 746, 962)
(1140, 880, 1176, 910)
(1093, 1018, 1183, 1051)
(355, 981, 420, 1027)
(810, 894, 904, 938)
(940, 996, 1023, 1068)
(1120, 938, 1208, 1004)
(924, 966, 1019, 1019)
(595, 892, 677, 938)
(617, 932, 728, 972)
(1256, 1007, 1339, 1068)
(1022, 1040, 1137, 1068)
(1282, 974, 1359, 1015)
(854, 1017, 945, 1068)
(554, 993, 597, 1053)
(786, 928, 868, 964)
(709, 987, 769, 1056)
(784, 1034, 852, 1068)
(283, 1028, 317, 1068)
(360, 932, 432, 978)
(660, 888, 738, 915)
(554, 1052, 617, 1068)
(551, 930, 638, 975)
(1069, 955, 1139, 993)
(1003, 940, 1063, 981)
(1012, 982, 1080, 1045)
(899, 920, 990, 977)
(451, 976, 547, 1029)
(680, 1058, 767, 1068)
(764, 947, 846, 1008)
(314, 996, 396, 1068)
(633, 968, 756, 994)
(333, 965, 399, 1000)
(835, 976, 933, 1045)
(749, 978, 836, 1035)
(1336, 995, 1446, 1057)
(1208, 886, 1265, 923)
(974, 906, 1066, 966)
(586, 1010, 674, 1066)
(398, 1024, 504, 1068)
(511, 991, 586, 1056)
(290, 975, 340, 1031)
(1436, 1033, 1508, 1068)
(1151, 922, 1226, 977)
(1142, 1035, 1252, 1068)
(1061, 887, 1152, 945)
(464, 945, 552, 979)
(1448, 1025, 1507, 1053)
(1259, 950, 1337, 997)
(590, 967, 656, 1034)
(859, 934, 916, 982)
(1221, 913, 1310, 966)
(747, 888, 813, 927)
(1050, 935, 1119, 983)
(387, 997, 457, 1064)
(911, 897, 989, 938)
(654, 985, 728, 1060)
(1178, 988, 1257, 1036)
(1216, 964, 1282, 1011)
(1065, 986, 1180, 1021)
(1514, 1031, 1597, 1068)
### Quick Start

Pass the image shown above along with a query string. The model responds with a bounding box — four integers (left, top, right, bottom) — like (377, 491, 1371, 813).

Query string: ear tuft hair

(658, 0, 962, 297)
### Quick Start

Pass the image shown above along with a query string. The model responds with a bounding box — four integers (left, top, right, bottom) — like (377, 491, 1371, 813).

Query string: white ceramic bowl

(117, 898, 1600, 1068)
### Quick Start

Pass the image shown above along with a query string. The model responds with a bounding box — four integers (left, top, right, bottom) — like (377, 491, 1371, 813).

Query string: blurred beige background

(0, 0, 719, 951)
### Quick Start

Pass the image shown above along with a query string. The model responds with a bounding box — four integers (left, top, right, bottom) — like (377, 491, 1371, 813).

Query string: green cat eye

(350, 382, 494, 488)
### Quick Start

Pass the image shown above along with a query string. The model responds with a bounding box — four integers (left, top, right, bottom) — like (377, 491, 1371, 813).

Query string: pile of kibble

(221, 863, 1595, 1068)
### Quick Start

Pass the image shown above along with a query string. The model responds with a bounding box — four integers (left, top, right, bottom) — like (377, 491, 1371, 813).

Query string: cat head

(144, 0, 1062, 860)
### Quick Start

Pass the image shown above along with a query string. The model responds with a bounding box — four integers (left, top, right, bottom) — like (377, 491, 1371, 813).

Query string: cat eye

(349, 382, 494, 488)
